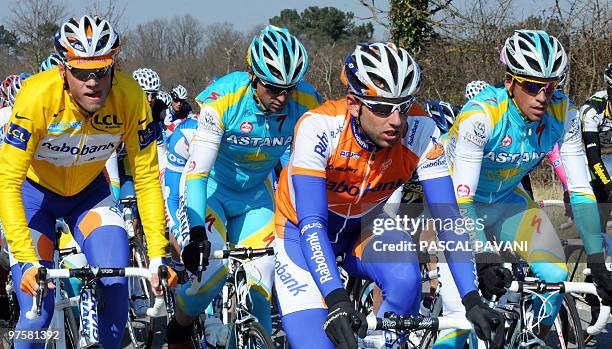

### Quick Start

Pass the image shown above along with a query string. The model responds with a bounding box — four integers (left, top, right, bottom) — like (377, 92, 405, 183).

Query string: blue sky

(0, 0, 571, 39)
(0, 0, 392, 38)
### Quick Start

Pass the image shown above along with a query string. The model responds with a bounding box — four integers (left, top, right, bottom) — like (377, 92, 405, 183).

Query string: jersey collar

(350, 114, 376, 152)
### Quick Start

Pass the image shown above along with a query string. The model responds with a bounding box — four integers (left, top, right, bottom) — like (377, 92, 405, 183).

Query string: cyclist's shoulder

(453, 86, 504, 128)
(111, 69, 145, 97)
(299, 99, 347, 124)
(582, 90, 608, 112)
(195, 71, 250, 104)
(174, 116, 199, 132)
(402, 108, 437, 150)
(291, 80, 323, 110)
(465, 85, 507, 109)
(17, 70, 64, 103)
(294, 99, 347, 137)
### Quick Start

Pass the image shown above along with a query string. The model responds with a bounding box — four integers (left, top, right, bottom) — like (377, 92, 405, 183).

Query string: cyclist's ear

(346, 95, 361, 117)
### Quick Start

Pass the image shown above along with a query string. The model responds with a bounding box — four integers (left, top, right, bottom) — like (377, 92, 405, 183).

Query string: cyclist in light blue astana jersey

(435, 30, 612, 348)
(164, 25, 323, 348)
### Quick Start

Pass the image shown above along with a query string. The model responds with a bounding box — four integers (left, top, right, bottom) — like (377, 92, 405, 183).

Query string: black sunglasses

(258, 79, 296, 96)
(68, 65, 113, 81)
(147, 92, 158, 99)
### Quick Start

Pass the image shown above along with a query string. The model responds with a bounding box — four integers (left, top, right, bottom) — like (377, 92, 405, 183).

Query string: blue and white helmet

(39, 53, 63, 71)
(425, 100, 455, 133)
(502, 30, 567, 79)
(247, 25, 309, 87)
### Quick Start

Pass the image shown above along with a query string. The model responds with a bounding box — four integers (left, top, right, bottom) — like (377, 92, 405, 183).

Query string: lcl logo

(91, 114, 122, 131)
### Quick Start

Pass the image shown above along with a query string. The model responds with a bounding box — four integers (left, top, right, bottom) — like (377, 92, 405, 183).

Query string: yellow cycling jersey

(0, 68, 168, 263)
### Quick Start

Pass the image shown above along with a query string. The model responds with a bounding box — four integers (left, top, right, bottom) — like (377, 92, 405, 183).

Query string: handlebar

(366, 313, 472, 331)
(26, 266, 170, 320)
(185, 247, 274, 296)
(508, 279, 610, 335)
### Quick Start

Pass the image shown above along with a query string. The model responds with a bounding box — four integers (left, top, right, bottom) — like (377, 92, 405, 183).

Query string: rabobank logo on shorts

(4, 123, 31, 150)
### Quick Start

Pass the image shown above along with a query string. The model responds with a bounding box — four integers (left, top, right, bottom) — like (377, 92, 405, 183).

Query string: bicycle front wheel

(239, 321, 274, 349)
(545, 294, 585, 349)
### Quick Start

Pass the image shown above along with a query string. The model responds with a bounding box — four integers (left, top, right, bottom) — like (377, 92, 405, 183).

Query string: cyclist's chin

(266, 101, 288, 113)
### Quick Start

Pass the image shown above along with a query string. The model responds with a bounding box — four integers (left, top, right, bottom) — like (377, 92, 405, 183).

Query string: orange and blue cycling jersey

(275, 99, 478, 300)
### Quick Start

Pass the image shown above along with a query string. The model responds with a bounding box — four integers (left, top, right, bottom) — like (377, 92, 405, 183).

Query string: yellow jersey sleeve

(123, 90, 168, 259)
(0, 81, 46, 263)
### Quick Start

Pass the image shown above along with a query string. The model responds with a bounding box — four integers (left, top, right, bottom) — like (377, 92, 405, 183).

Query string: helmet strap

(250, 77, 271, 114)
(354, 105, 380, 152)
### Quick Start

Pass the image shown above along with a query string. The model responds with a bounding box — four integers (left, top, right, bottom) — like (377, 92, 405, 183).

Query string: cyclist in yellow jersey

(0, 15, 176, 349)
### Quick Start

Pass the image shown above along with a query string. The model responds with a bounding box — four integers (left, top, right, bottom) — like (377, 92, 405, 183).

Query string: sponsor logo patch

(240, 121, 253, 134)
(501, 135, 512, 148)
(5, 123, 31, 150)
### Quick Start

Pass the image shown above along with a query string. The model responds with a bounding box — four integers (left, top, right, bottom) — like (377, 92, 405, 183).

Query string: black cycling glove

(588, 252, 612, 306)
(322, 288, 367, 349)
(181, 226, 211, 275)
(463, 290, 505, 349)
(475, 252, 512, 300)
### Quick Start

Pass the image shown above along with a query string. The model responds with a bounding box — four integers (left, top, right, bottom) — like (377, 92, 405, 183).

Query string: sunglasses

(508, 73, 559, 96)
(258, 79, 296, 96)
(68, 65, 113, 81)
(172, 98, 185, 103)
(147, 92, 158, 99)
(356, 95, 416, 116)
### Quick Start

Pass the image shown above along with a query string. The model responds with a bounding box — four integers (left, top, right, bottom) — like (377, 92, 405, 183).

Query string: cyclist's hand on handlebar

(588, 253, 612, 305)
(181, 226, 211, 275)
(322, 289, 367, 349)
(19, 262, 53, 296)
(475, 252, 512, 300)
(463, 291, 505, 349)
(149, 259, 178, 295)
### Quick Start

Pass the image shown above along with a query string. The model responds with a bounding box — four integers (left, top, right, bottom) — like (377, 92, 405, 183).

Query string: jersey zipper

(334, 151, 375, 242)
(71, 118, 89, 194)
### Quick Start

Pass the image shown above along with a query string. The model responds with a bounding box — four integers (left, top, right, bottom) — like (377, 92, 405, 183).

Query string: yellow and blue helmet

(247, 25, 309, 88)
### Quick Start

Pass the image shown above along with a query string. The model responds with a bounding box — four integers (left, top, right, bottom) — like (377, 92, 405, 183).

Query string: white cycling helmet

(133, 68, 161, 92)
(170, 85, 188, 101)
(158, 91, 172, 107)
(502, 30, 567, 79)
(465, 80, 490, 100)
(2, 74, 30, 107)
(54, 15, 120, 69)
(341, 42, 421, 99)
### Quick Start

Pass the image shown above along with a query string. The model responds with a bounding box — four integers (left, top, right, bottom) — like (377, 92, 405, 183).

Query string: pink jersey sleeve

(548, 143, 569, 192)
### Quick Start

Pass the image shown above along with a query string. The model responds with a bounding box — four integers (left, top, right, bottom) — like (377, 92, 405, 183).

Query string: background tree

(8, 0, 66, 71)
(270, 6, 374, 45)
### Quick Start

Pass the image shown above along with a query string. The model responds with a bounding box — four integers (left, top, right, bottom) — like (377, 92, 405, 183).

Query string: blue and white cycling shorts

(9, 174, 130, 349)
(274, 211, 422, 317)
(174, 176, 275, 320)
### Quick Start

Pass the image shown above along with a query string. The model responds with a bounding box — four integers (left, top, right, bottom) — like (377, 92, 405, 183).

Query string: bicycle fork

(79, 283, 100, 347)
